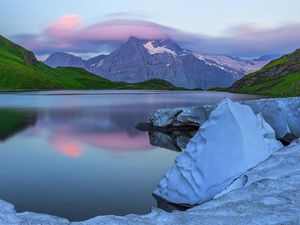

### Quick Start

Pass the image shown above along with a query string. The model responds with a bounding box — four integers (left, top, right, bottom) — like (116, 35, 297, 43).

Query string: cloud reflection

(49, 134, 82, 158)
(78, 132, 151, 151)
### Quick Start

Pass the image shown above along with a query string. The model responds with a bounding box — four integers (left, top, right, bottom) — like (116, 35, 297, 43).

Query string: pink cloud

(80, 20, 170, 41)
(46, 14, 82, 40)
(12, 15, 300, 57)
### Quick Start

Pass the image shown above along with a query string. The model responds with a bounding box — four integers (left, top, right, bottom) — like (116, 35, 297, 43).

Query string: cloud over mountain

(13, 14, 300, 57)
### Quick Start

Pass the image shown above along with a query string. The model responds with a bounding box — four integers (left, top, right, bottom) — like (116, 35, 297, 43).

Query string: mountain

(229, 49, 300, 96)
(87, 37, 239, 89)
(44, 52, 107, 68)
(44, 52, 86, 68)
(0, 35, 182, 91)
(193, 53, 270, 79)
(85, 55, 107, 67)
(45, 37, 270, 89)
(254, 54, 283, 61)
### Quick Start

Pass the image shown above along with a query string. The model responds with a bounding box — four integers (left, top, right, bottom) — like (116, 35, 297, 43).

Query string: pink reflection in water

(79, 132, 152, 151)
(46, 127, 152, 158)
(50, 135, 82, 158)
(23, 118, 153, 158)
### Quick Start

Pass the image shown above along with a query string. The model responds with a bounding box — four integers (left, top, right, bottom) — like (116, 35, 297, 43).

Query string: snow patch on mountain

(194, 53, 270, 79)
(143, 41, 177, 57)
(44, 37, 274, 89)
(96, 59, 104, 67)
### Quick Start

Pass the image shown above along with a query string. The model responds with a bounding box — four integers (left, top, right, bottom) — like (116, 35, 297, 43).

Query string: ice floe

(153, 98, 283, 205)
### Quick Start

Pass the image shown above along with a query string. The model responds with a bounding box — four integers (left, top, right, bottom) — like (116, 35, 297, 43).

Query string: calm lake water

(0, 90, 261, 221)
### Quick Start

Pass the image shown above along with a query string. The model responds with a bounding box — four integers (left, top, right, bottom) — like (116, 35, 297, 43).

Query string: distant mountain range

(44, 52, 107, 69)
(2, 34, 295, 96)
(229, 49, 300, 96)
(45, 36, 274, 89)
(0, 35, 182, 91)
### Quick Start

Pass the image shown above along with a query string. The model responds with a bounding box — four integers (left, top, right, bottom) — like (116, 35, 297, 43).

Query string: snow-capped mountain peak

(44, 37, 273, 89)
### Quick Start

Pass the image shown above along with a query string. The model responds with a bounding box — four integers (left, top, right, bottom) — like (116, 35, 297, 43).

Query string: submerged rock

(148, 130, 196, 152)
(153, 98, 283, 205)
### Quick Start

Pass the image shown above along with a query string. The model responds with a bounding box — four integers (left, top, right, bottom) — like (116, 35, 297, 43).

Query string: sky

(1, 0, 300, 58)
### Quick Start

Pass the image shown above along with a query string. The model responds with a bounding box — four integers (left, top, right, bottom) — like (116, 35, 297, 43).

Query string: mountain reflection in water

(0, 91, 261, 221)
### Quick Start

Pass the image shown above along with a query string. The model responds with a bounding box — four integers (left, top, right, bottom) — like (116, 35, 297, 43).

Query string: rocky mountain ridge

(45, 37, 271, 89)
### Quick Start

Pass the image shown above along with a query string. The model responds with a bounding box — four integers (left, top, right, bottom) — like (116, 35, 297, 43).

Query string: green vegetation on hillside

(229, 49, 300, 97)
(0, 36, 59, 90)
(236, 72, 300, 97)
(207, 87, 227, 92)
(0, 35, 186, 91)
(118, 79, 187, 90)
(54, 67, 126, 89)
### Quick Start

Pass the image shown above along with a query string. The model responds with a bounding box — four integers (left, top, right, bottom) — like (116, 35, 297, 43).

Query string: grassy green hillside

(54, 67, 126, 89)
(0, 35, 184, 91)
(228, 49, 300, 97)
(0, 35, 62, 90)
(117, 79, 186, 90)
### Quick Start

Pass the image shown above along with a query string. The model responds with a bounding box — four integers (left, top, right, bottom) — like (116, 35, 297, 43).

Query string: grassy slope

(118, 79, 187, 90)
(0, 36, 62, 90)
(238, 72, 300, 97)
(50, 67, 125, 89)
(0, 35, 185, 91)
(229, 49, 300, 97)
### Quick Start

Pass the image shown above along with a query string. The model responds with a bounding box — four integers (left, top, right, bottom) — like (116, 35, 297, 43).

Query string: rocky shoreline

(1, 97, 300, 225)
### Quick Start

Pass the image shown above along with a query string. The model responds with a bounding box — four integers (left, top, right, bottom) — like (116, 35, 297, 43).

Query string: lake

(0, 90, 261, 221)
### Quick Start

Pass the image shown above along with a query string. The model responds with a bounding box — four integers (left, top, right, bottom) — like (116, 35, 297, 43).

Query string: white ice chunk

(149, 97, 300, 140)
(153, 98, 283, 205)
(243, 97, 300, 139)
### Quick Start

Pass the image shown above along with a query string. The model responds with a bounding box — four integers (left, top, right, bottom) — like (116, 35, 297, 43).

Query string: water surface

(0, 90, 261, 221)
